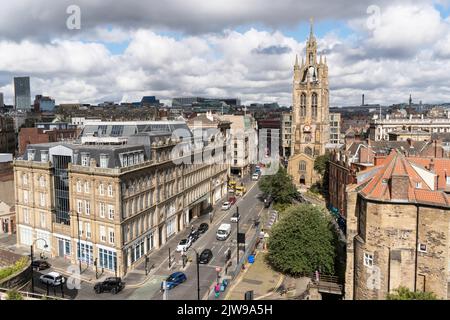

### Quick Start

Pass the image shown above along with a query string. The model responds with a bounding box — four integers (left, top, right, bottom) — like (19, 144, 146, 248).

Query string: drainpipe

(414, 205, 419, 292)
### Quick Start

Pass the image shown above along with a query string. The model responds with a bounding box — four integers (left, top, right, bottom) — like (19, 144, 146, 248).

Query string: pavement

(224, 250, 311, 300)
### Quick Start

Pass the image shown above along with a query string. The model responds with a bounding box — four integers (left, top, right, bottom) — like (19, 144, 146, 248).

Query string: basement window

(418, 243, 427, 253)
(364, 253, 373, 267)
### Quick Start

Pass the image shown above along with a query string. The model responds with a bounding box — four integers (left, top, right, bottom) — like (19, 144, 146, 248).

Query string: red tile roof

(358, 150, 449, 208)
(408, 157, 450, 190)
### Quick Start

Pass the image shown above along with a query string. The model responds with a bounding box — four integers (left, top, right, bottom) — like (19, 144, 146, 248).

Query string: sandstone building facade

(345, 150, 450, 299)
(14, 121, 229, 276)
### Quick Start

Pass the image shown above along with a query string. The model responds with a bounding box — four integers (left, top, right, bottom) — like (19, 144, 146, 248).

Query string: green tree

(387, 287, 438, 300)
(259, 166, 297, 205)
(313, 153, 330, 177)
(313, 153, 330, 197)
(267, 204, 336, 275)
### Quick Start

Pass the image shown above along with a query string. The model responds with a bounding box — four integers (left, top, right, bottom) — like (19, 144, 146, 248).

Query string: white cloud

(1, 1, 450, 107)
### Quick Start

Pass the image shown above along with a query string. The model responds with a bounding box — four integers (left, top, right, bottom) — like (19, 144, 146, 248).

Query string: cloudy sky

(1, 0, 450, 107)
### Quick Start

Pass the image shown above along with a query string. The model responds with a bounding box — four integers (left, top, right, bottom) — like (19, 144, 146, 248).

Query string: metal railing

(0, 287, 67, 300)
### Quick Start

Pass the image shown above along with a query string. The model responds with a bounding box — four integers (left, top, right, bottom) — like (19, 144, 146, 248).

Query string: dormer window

(41, 151, 48, 162)
(81, 153, 90, 167)
(28, 149, 36, 161)
(99, 154, 109, 168)
(416, 182, 422, 188)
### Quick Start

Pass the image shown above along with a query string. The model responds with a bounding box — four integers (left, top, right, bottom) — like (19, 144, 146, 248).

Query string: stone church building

(288, 20, 330, 187)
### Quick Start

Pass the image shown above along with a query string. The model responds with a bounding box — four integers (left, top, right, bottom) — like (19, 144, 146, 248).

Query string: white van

(216, 223, 231, 241)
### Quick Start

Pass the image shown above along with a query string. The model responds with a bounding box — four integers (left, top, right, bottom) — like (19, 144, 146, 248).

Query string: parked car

(228, 196, 237, 205)
(252, 173, 260, 181)
(94, 277, 125, 294)
(40, 272, 65, 286)
(221, 201, 231, 210)
(264, 196, 273, 208)
(198, 223, 209, 234)
(189, 230, 200, 242)
(161, 272, 187, 290)
(31, 260, 51, 270)
(198, 249, 213, 264)
(176, 238, 192, 252)
(230, 211, 241, 223)
(216, 223, 232, 241)
(235, 185, 246, 196)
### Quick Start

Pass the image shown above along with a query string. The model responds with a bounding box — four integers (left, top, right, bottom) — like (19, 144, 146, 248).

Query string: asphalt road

(150, 180, 263, 300)
(32, 268, 136, 300)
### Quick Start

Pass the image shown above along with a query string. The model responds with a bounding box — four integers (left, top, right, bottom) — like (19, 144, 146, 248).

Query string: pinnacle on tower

(295, 54, 299, 67)
(309, 17, 314, 39)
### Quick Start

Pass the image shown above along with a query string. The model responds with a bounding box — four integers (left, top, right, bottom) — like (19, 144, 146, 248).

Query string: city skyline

(0, 1, 450, 107)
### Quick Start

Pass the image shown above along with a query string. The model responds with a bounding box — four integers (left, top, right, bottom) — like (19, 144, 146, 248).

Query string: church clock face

(303, 125, 311, 132)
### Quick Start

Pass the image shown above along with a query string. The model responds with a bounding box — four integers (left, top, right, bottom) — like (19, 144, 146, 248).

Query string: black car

(189, 229, 200, 242)
(31, 260, 51, 270)
(198, 249, 213, 264)
(94, 277, 125, 294)
(263, 196, 273, 208)
(197, 223, 209, 234)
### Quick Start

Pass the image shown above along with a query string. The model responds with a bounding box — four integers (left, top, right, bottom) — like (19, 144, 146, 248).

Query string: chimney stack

(390, 175, 410, 201)
(362, 94, 365, 106)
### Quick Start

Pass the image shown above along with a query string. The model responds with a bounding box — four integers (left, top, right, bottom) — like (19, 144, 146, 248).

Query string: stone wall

(344, 187, 358, 300)
(349, 199, 449, 300)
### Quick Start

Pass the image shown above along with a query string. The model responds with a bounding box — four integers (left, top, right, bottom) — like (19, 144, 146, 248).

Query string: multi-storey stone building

(220, 115, 257, 178)
(281, 112, 292, 159)
(345, 150, 450, 299)
(288, 20, 330, 187)
(14, 121, 229, 276)
(329, 113, 341, 145)
(0, 115, 16, 154)
(369, 115, 450, 141)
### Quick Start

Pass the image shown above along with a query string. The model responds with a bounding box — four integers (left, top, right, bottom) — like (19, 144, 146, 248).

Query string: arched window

(305, 147, 313, 156)
(300, 93, 306, 117)
(299, 161, 307, 171)
(311, 93, 318, 119)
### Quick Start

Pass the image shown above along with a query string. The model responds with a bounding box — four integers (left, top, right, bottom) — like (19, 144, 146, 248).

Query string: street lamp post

(236, 206, 240, 267)
(30, 238, 49, 293)
(186, 246, 201, 300)
(168, 247, 172, 269)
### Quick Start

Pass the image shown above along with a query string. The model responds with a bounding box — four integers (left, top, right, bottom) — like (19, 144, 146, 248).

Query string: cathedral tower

(288, 18, 330, 187)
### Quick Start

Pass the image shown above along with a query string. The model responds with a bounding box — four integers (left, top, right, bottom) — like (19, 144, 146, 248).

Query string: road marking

(212, 180, 258, 228)
(211, 245, 216, 251)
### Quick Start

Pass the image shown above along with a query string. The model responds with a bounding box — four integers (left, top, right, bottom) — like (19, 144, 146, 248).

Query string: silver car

(40, 272, 65, 286)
